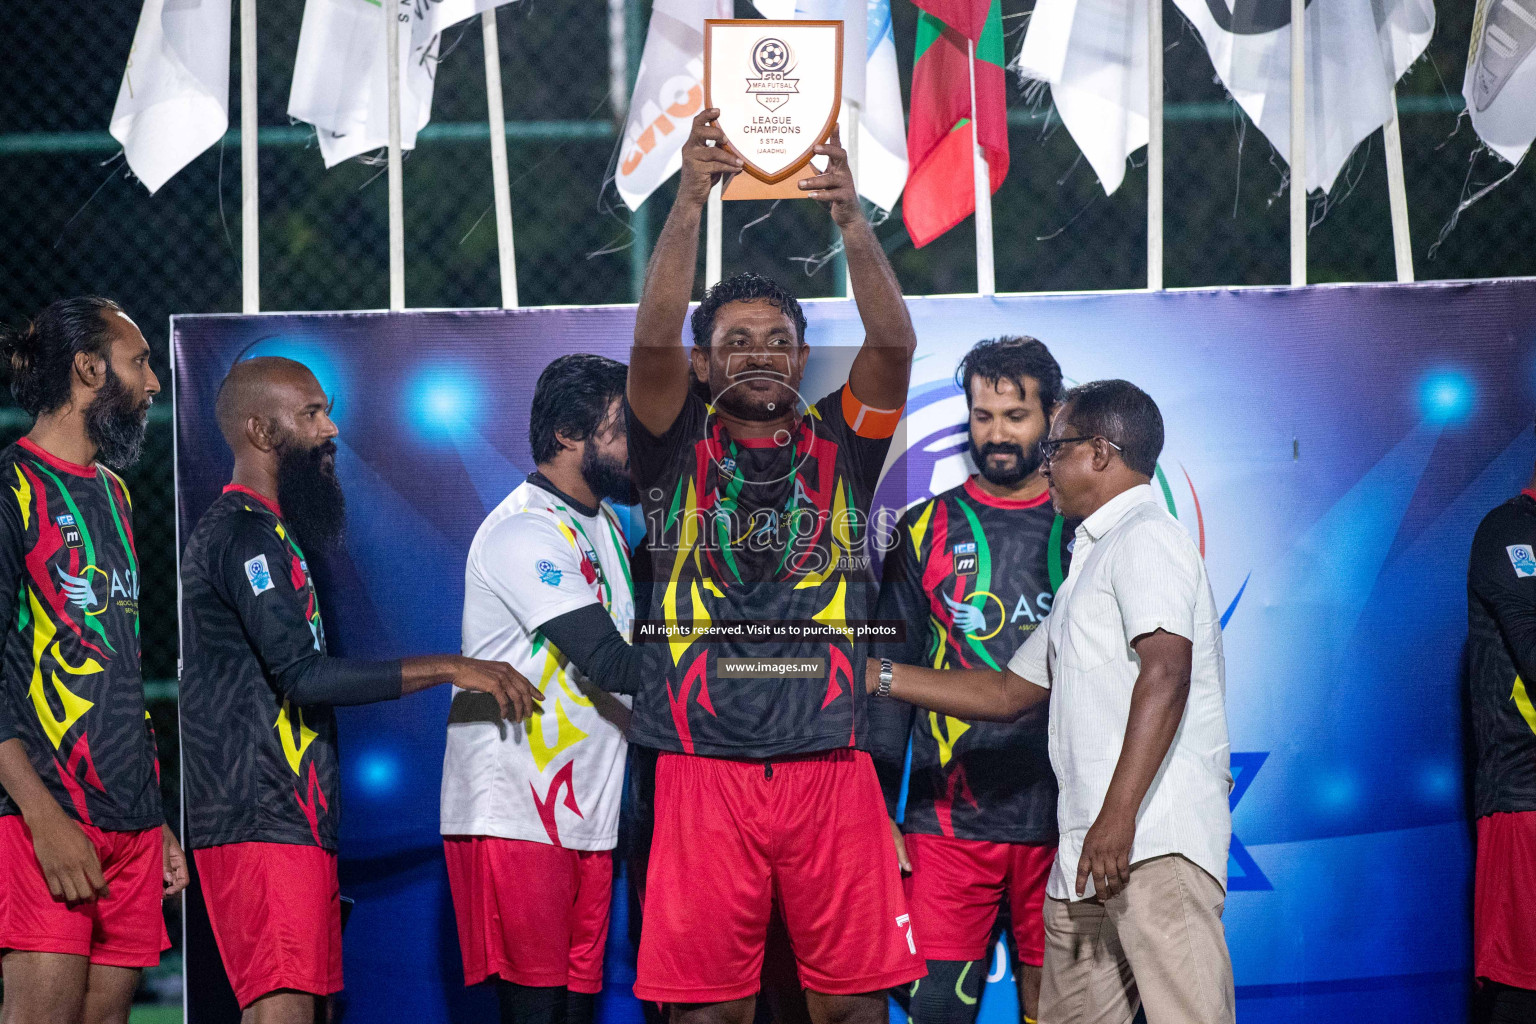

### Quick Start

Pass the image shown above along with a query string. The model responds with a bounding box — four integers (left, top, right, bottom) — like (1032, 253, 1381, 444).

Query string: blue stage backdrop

(175, 281, 1536, 1024)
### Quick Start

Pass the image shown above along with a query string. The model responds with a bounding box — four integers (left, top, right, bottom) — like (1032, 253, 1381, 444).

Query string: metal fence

(0, 0, 1530, 1010)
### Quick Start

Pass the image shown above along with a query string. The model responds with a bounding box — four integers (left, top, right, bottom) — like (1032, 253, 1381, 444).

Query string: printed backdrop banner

(175, 280, 1536, 1024)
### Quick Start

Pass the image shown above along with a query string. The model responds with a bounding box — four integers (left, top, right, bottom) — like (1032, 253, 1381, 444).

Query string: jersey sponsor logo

(537, 559, 563, 586)
(245, 554, 274, 595)
(1508, 544, 1536, 578)
(55, 514, 83, 549)
(57, 565, 105, 612)
(952, 541, 977, 576)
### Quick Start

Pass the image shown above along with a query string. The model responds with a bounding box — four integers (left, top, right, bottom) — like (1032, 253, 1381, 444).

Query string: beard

(275, 437, 347, 552)
(85, 367, 151, 469)
(581, 442, 634, 505)
(973, 438, 1044, 487)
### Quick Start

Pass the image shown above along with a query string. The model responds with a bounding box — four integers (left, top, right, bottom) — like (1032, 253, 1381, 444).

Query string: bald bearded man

(179, 357, 544, 1024)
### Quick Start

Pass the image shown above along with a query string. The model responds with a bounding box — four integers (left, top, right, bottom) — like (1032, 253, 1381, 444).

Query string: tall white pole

(386, 0, 405, 311)
(842, 101, 859, 299)
(1383, 93, 1414, 283)
(1146, 0, 1163, 291)
(706, 180, 723, 287)
(968, 38, 995, 296)
(607, 0, 628, 121)
(1289, 0, 1305, 286)
(482, 10, 518, 307)
(241, 0, 259, 313)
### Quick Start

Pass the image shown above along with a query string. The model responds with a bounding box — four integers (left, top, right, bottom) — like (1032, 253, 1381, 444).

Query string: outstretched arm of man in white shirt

(863, 658, 1049, 722)
(1074, 627, 1193, 901)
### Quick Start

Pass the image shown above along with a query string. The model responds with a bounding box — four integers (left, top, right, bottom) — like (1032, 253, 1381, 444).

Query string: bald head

(216, 356, 332, 455)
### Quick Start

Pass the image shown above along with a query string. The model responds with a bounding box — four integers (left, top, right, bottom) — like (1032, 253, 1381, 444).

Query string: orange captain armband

(841, 385, 905, 439)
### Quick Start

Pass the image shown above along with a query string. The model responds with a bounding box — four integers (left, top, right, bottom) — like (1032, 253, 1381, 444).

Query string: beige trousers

(1038, 854, 1235, 1024)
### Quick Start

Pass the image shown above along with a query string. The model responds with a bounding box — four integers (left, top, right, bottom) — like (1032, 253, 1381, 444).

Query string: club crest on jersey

(245, 554, 274, 595)
(1509, 544, 1536, 578)
(952, 541, 977, 577)
(719, 456, 737, 481)
(537, 559, 563, 587)
(55, 514, 83, 549)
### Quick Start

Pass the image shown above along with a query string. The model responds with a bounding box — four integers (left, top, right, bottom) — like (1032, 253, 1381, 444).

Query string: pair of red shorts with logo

(904, 832, 1054, 967)
(0, 814, 169, 968)
(635, 749, 925, 1002)
(195, 842, 342, 1008)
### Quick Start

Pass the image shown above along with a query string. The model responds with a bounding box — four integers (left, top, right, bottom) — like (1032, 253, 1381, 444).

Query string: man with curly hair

(625, 111, 922, 1024)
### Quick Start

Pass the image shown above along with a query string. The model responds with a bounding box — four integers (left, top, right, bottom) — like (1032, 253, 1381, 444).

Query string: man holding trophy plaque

(622, 21, 924, 1023)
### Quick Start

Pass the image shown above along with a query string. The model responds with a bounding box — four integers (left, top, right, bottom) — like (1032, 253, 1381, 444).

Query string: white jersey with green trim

(440, 477, 634, 849)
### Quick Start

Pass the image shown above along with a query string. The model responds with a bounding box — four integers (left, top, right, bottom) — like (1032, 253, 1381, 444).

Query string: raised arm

(629, 108, 744, 437)
(798, 125, 915, 410)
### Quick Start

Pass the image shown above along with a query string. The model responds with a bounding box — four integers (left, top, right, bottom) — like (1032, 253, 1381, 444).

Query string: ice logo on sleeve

(245, 554, 275, 595)
(537, 559, 563, 586)
(1508, 545, 1536, 578)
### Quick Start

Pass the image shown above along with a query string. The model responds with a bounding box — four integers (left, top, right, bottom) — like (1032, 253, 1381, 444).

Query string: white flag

(1464, 0, 1536, 164)
(753, 0, 909, 211)
(1174, 0, 1434, 194)
(288, 0, 517, 168)
(1017, 0, 1434, 196)
(110, 0, 231, 194)
(1014, 0, 1146, 195)
(616, 0, 733, 210)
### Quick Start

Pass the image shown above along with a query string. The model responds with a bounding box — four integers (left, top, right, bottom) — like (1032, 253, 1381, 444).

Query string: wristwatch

(875, 657, 894, 698)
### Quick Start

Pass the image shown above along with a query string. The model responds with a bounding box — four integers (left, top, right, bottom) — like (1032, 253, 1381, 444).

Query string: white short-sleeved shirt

(1009, 483, 1231, 901)
(440, 478, 634, 850)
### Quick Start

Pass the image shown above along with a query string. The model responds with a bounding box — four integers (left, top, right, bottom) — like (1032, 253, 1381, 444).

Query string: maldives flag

(903, 0, 1009, 248)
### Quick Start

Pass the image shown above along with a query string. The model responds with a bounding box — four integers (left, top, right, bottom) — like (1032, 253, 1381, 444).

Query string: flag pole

(968, 37, 995, 296)
(482, 10, 519, 308)
(1146, 0, 1163, 291)
(386, 0, 405, 311)
(706, 180, 723, 287)
(1382, 90, 1414, 282)
(841, 100, 860, 298)
(1288, 0, 1305, 286)
(241, 0, 259, 313)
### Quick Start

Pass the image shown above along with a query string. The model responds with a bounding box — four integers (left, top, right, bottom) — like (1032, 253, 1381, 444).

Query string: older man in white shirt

(868, 379, 1234, 1024)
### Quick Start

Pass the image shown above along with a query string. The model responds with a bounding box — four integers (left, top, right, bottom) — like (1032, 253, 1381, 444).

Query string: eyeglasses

(1040, 436, 1123, 463)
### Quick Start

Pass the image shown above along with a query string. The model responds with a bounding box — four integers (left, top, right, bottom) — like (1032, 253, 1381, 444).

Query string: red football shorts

(1475, 811, 1536, 990)
(635, 749, 924, 1002)
(194, 842, 342, 1008)
(443, 836, 612, 993)
(0, 814, 169, 968)
(903, 832, 1055, 967)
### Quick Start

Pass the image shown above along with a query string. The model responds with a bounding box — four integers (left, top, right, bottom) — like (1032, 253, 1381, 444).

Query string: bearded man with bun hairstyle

(0, 297, 188, 1024)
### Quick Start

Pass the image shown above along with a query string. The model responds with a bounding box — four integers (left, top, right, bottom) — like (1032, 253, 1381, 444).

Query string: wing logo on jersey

(56, 566, 105, 613)
(942, 592, 1006, 641)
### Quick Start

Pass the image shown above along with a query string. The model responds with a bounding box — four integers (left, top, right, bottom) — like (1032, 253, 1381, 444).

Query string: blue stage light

(1419, 370, 1475, 424)
(355, 750, 400, 796)
(407, 366, 481, 442)
(1317, 771, 1360, 813)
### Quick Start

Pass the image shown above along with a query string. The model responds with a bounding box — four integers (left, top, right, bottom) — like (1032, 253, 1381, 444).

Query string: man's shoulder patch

(1508, 544, 1536, 578)
(245, 553, 275, 595)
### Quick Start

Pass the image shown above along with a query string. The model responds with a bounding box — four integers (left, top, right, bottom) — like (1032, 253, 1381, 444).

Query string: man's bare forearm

(867, 659, 1046, 721)
(0, 737, 66, 823)
(1099, 655, 1190, 820)
(634, 199, 703, 352)
(842, 215, 914, 354)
